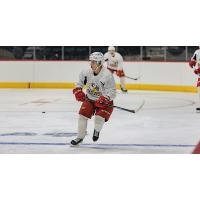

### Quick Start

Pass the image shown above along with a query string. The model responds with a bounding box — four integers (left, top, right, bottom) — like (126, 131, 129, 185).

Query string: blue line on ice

(0, 142, 195, 148)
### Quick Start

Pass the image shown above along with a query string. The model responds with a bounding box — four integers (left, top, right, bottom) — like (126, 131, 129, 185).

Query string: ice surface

(0, 89, 199, 154)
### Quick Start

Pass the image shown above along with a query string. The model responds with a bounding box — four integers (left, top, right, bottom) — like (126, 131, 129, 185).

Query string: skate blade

(70, 143, 82, 147)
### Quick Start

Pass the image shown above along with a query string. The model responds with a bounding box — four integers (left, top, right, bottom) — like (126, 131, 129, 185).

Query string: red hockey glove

(95, 96, 110, 108)
(189, 60, 196, 68)
(194, 68, 200, 75)
(73, 87, 85, 102)
(116, 70, 125, 77)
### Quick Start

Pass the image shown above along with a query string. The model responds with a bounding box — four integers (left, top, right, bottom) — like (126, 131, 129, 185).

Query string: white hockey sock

(77, 114, 88, 139)
(120, 77, 125, 89)
(94, 115, 105, 132)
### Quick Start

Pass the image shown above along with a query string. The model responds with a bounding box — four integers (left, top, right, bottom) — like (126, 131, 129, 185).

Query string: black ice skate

(92, 130, 100, 142)
(70, 138, 83, 146)
(120, 86, 128, 93)
(196, 107, 200, 112)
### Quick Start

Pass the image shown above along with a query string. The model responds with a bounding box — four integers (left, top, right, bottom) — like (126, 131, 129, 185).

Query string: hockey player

(189, 47, 200, 111)
(71, 52, 116, 146)
(104, 46, 128, 92)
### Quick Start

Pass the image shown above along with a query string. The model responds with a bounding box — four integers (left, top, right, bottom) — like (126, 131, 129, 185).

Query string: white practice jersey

(76, 66, 116, 101)
(191, 49, 200, 67)
(104, 52, 123, 70)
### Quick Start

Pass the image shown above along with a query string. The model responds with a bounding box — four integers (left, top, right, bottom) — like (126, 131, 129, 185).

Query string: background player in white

(71, 52, 116, 146)
(189, 46, 200, 111)
(104, 46, 128, 92)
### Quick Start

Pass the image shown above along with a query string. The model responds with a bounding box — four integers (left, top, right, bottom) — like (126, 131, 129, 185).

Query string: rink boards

(0, 60, 198, 92)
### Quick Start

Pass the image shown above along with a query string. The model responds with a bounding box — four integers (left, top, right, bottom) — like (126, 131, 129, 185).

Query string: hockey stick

(134, 99, 145, 113)
(106, 65, 140, 81)
(85, 96, 145, 114)
(113, 100, 145, 113)
(112, 105, 136, 113)
(125, 75, 141, 81)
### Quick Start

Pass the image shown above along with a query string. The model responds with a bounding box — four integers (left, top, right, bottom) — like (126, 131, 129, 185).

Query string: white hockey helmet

(89, 52, 104, 65)
(108, 46, 116, 51)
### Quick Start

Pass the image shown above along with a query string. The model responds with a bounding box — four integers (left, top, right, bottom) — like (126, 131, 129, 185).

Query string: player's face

(90, 60, 101, 73)
(109, 50, 115, 56)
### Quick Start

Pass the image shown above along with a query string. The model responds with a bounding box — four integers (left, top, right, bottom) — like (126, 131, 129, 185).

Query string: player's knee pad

(79, 114, 88, 120)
